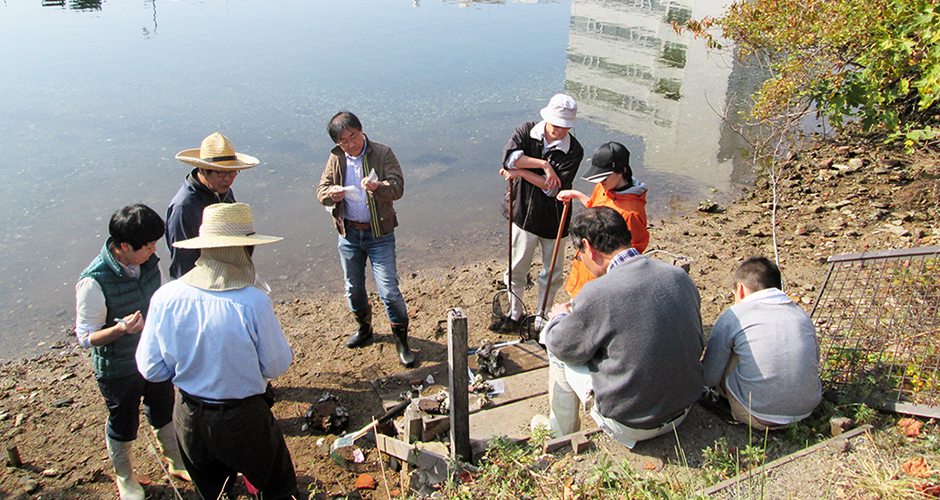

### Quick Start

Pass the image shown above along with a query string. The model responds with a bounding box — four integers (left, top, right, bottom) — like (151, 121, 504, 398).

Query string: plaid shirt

(606, 247, 641, 273)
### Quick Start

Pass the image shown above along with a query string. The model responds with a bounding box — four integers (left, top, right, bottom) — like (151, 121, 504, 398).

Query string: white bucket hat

(173, 203, 282, 249)
(540, 94, 578, 128)
(176, 132, 259, 170)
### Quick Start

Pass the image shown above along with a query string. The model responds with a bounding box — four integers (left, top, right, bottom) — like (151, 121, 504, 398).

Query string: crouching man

(535, 206, 704, 448)
(702, 257, 822, 430)
(137, 203, 305, 500)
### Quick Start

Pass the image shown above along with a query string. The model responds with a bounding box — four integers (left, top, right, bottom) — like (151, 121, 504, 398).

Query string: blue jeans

(337, 227, 408, 325)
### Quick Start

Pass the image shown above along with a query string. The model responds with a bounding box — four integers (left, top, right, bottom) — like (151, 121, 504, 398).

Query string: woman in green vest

(75, 204, 190, 499)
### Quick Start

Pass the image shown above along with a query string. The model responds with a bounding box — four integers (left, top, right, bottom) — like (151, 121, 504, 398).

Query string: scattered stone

(21, 478, 39, 494)
(697, 200, 722, 213)
(884, 224, 910, 237)
(879, 158, 901, 168)
(14, 414, 25, 427)
(52, 398, 73, 408)
(41, 468, 58, 477)
(848, 158, 864, 171)
(830, 417, 853, 436)
(825, 200, 851, 209)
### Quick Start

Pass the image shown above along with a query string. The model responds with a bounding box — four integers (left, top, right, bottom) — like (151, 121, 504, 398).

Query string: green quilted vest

(79, 239, 161, 379)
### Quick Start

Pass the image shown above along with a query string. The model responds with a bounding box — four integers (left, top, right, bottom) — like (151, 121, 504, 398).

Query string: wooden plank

(375, 341, 549, 408)
(375, 434, 449, 484)
(544, 429, 602, 453)
(473, 366, 548, 412)
(700, 425, 873, 496)
(448, 309, 471, 463)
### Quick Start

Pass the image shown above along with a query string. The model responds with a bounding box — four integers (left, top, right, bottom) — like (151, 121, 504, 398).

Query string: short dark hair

(109, 204, 164, 251)
(327, 111, 363, 143)
(734, 256, 782, 292)
(569, 206, 632, 254)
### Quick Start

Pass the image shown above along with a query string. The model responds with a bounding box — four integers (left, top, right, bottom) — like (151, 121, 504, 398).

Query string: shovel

(330, 398, 411, 466)
(519, 199, 571, 340)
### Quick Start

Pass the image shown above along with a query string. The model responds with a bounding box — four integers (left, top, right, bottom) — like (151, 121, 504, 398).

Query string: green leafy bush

(683, 0, 940, 147)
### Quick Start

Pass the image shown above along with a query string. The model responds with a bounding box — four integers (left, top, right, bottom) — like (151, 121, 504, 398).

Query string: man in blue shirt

(138, 203, 304, 500)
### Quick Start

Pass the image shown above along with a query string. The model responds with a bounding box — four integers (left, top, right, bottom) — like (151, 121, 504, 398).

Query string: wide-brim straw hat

(176, 132, 259, 170)
(540, 93, 578, 128)
(173, 203, 282, 249)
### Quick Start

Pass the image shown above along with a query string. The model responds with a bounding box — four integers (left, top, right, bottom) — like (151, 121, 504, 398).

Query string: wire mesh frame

(811, 246, 940, 418)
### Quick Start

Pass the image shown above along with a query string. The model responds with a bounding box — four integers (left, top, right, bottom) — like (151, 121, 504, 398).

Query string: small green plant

(701, 437, 767, 484)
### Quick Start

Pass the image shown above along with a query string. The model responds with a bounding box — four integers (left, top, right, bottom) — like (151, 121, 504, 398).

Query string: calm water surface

(0, 0, 755, 362)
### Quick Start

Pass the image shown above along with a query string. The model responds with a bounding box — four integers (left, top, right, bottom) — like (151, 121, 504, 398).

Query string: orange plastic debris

(354, 473, 377, 490)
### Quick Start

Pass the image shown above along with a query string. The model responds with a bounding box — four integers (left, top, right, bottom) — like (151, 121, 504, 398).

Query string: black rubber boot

(346, 307, 374, 348)
(391, 322, 416, 368)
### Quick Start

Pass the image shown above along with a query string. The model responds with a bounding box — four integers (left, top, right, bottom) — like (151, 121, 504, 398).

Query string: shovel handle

(539, 200, 571, 315)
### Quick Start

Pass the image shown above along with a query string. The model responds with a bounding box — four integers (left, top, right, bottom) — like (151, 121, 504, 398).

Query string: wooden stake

(7, 445, 21, 467)
(447, 308, 471, 463)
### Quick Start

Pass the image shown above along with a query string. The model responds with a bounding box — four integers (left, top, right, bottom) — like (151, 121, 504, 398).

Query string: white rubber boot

(153, 423, 191, 482)
(105, 435, 145, 500)
(548, 360, 581, 436)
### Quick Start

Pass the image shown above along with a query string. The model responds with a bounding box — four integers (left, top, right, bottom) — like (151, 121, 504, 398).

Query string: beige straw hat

(175, 132, 259, 170)
(173, 203, 282, 249)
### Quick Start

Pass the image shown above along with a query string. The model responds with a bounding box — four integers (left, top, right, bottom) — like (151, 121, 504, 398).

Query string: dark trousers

(97, 372, 174, 441)
(174, 392, 303, 500)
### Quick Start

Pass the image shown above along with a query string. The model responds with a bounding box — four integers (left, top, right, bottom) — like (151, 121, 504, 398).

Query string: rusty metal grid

(811, 246, 940, 418)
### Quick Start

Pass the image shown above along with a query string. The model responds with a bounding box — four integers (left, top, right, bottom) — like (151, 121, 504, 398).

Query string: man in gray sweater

(702, 257, 821, 430)
(536, 207, 704, 448)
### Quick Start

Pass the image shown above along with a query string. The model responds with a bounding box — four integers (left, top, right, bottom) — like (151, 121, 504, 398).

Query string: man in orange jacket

(557, 142, 649, 298)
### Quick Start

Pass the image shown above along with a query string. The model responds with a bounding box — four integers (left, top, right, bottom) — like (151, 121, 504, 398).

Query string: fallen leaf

(563, 477, 576, 500)
(899, 418, 924, 437)
(644, 462, 657, 470)
(902, 457, 934, 478)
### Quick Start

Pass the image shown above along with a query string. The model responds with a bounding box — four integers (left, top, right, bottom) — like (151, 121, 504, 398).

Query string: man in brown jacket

(316, 111, 415, 367)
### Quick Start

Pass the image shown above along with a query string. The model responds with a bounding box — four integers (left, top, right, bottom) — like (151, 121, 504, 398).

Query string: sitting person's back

(702, 256, 821, 429)
(535, 206, 704, 448)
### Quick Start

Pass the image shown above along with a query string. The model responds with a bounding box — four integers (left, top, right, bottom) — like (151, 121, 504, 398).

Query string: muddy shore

(1, 128, 938, 498)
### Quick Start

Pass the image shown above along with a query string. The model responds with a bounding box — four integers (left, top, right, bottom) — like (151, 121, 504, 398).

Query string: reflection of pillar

(565, 0, 736, 191)
(69, 0, 102, 11)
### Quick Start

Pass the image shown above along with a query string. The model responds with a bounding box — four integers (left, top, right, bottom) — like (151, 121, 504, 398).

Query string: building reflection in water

(564, 0, 755, 198)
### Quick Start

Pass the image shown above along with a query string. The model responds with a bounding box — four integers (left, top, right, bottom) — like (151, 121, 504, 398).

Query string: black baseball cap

(581, 142, 631, 182)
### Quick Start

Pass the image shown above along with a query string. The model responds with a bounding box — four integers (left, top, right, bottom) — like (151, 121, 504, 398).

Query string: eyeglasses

(204, 169, 238, 178)
(574, 250, 582, 262)
(337, 130, 362, 147)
